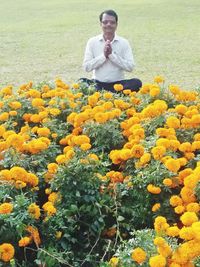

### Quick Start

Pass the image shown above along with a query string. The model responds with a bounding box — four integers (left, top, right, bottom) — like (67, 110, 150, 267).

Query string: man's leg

(120, 78, 142, 92)
(95, 80, 116, 93)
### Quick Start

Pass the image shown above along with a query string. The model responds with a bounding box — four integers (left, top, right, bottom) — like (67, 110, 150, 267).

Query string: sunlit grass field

(0, 0, 200, 89)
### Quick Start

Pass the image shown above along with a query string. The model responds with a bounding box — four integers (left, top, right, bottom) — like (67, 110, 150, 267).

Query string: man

(82, 10, 142, 92)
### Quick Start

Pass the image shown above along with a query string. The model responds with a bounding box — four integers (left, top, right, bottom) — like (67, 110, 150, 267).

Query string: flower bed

(0, 77, 200, 266)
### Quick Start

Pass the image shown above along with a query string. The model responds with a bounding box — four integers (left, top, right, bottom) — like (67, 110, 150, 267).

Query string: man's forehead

(102, 13, 116, 21)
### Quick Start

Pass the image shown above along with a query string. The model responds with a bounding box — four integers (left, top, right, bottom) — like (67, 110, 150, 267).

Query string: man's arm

(83, 39, 107, 72)
(108, 40, 135, 72)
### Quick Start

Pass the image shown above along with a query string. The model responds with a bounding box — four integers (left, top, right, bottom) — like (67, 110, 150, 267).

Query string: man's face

(101, 13, 117, 35)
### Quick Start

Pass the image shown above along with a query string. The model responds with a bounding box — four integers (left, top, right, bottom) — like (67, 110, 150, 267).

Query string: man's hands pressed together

(104, 40, 112, 58)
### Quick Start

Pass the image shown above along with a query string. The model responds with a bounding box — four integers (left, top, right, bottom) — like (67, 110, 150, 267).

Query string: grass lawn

(0, 0, 200, 89)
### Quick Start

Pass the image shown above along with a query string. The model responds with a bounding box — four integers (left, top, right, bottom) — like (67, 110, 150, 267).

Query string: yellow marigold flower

(152, 203, 161, 212)
(178, 157, 187, 167)
(48, 192, 59, 204)
(157, 243, 172, 257)
(1, 86, 13, 95)
(32, 98, 45, 107)
(180, 187, 196, 204)
(180, 212, 198, 226)
(55, 231, 62, 239)
(71, 83, 80, 89)
(154, 216, 169, 233)
(166, 116, 180, 129)
(0, 203, 13, 214)
(37, 127, 51, 137)
(88, 153, 99, 161)
(10, 166, 27, 181)
(156, 138, 170, 148)
(165, 158, 180, 173)
(151, 146, 166, 160)
(42, 201, 56, 216)
(166, 226, 180, 237)
(0, 112, 9, 121)
(170, 195, 183, 207)
(184, 174, 199, 189)
(18, 237, 31, 247)
(0, 125, 6, 137)
(109, 257, 119, 267)
(45, 188, 52, 195)
(147, 184, 161, 194)
(169, 139, 181, 151)
(149, 86, 160, 97)
(30, 114, 41, 123)
(114, 83, 123, 91)
(47, 163, 58, 174)
(131, 247, 146, 264)
(194, 133, 200, 141)
(191, 141, 200, 151)
(9, 110, 17, 116)
(119, 149, 132, 161)
(179, 142, 193, 152)
(15, 180, 26, 189)
(9, 101, 22, 110)
(179, 227, 195, 240)
(169, 84, 180, 95)
(163, 178, 173, 187)
(80, 143, 91, 151)
(149, 254, 166, 267)
(131, 144, 144, 158)
(27, 173, 39, 187)
(0, 243, 15, 262)
(73, 135, 90, 145)
(186, 203, 200, 213)
(28, 203, 41, 219)
(103, 92, 113, 99)
(6, 133, 24, 149)
(49, 108, 61, 116)
(94, 112, 109, 123)
(56, 154, 67, 164)
(174, 205, 185, 214)
(140, 152, 151, 165)
(154, 75, 165, 83)
(175, 104, 188, 115)
(154, 237, 166, 246)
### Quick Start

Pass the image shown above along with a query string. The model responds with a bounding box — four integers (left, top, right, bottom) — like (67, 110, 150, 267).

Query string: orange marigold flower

(0, 243, 15, 262)
(131, 144, 144, 158)
(152, 203, 161, 212)
(131, 247, 146, 264)
(147, 184, 161, 194)
(18, 237, 31, 247)
(28, 203, 41, 219)
(0, 203, 13, 214)
(154, 75, 165, 83)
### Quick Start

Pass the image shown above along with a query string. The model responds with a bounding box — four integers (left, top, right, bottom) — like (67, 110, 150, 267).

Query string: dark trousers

(79, 78, 142, 93)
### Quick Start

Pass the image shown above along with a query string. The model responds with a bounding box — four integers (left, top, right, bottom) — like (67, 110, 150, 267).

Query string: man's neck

(103, 33, 115, 42)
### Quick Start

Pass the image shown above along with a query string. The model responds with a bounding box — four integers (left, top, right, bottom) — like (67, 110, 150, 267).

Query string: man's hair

(99, 10, 118, 23)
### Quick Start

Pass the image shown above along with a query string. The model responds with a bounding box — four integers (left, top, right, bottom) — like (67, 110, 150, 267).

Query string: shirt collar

(99, 34, 119, 42)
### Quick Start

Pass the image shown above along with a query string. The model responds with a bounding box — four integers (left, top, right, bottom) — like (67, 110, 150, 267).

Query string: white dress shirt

(83, 34, 135, 83)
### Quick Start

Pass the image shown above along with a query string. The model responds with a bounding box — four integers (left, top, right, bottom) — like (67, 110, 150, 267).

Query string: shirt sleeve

(108, 40, 135, 72)
(83, 39, 107, 72)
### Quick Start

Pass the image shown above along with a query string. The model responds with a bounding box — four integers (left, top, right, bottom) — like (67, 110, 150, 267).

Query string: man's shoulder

(115, 35, 130, 44)
(87, 35, 102, 44)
